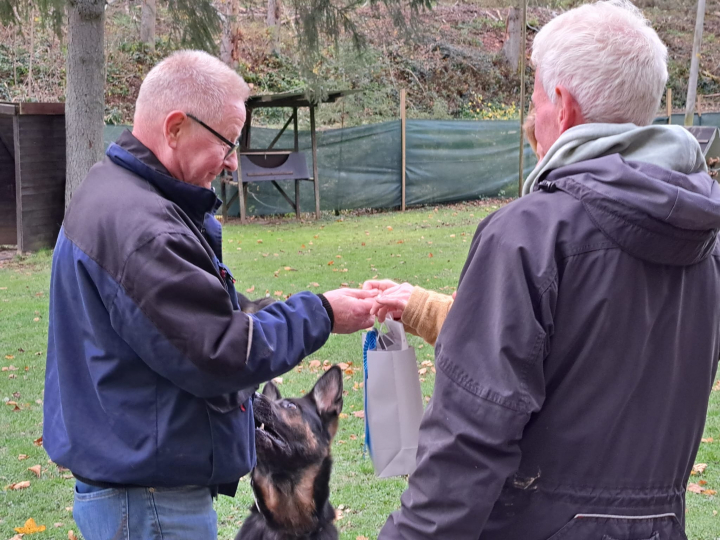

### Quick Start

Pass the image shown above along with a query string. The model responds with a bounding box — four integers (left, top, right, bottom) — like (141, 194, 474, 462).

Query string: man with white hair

(379, 2, 720, 539)
(44, 50, 376, 537)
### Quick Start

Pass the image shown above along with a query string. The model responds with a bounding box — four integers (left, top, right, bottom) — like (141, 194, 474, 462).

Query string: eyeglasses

(186, 113, 239, 159)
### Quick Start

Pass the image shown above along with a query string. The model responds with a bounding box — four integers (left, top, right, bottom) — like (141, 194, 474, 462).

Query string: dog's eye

(282, 401, 298, 410)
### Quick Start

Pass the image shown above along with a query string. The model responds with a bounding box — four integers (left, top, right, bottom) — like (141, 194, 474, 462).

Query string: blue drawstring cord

(363, 329, 378, 458)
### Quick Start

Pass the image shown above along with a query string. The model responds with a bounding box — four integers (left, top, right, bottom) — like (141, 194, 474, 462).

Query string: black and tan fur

(236, 366, 343, 540)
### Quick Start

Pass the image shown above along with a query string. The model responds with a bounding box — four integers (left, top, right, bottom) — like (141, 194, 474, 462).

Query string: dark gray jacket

(380, 154, 720, 540)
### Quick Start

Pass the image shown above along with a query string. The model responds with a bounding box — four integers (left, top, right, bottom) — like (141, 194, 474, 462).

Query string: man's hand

(362, 279, 400, 292)
(371, 282, 415, 323)
(322, 288, 378, 334)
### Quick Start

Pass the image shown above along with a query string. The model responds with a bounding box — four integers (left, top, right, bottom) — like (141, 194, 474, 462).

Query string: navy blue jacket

(44, 131, 331, 495)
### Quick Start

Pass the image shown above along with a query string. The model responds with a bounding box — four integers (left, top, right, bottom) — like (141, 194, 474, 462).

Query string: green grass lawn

(1, 202, 719, 539)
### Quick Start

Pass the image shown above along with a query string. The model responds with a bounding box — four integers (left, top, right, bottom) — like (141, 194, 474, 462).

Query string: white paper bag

(363, 319, 424, 478)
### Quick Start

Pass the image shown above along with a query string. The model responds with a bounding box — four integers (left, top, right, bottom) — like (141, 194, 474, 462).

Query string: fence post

(518, 0, 527, 197)
(401, 88, 406, 212)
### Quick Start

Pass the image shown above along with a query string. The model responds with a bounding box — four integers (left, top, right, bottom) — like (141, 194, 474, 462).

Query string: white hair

(531, 0, 667, 126)
(134, 50, 250, 127)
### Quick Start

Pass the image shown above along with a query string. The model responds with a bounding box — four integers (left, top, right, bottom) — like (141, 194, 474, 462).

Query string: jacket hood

(544, 154, 720, 266)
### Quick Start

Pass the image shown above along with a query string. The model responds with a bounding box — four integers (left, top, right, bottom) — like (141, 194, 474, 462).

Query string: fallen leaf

(246, 285, 255, 293)
(14, 517, 45, 534)
(328, 260, 334, 266)
(272, 377, 283, 384)
(387, 226, 393, 231)
(339, 413, 348, 419)
(27, 465, 41, 478)
(33, 436, 42, 446)
(337, 362, 349, 370)
(274, 291, 283, 297)
(688, 483, 703, 494)
(18, 454, 28, 460)
(350, 434, 357, 440)
(8, 365, 18, 371)
(309, 360, 321, 369)
(702, 437, 714, 443)
(9, 535, 23, 540)
(353, 410, 365, 419)
(257, 239, 263, 244)
(702, 489, 717, 496)
(699, 480, 708, 486)
(5, 354, 14, 359)
(68, 531, 78, 540)
(418, 368, 428, 375)
(33, 317, 40, 322)
(693, 463, 708, 475)
(309, 282, 320, 288)
(54, 523, 64, 528)
(357, 536, 369, 540)
(428, 253, 433, 258)
(7, 480, 31, 490)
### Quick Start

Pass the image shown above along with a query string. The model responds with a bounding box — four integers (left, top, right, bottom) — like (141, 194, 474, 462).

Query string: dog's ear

(262, 381, 282, 400)
(311, 365, 344, 418)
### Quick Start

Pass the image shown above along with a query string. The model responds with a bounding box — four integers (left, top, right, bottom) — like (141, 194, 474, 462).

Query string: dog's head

(253, 366, 343, 471)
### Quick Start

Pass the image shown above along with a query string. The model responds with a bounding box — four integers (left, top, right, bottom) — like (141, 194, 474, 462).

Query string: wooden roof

(246, 89, 360, 109)
(0, 102, 65, 116)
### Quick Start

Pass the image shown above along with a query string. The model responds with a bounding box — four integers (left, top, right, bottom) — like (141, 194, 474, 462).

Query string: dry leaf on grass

(7, 480, 31, 490)
(27, 465, 41, 478)
(688, 483, 703, 494)
(18, 454, 28, 461)
(33, 436, 43, 446)
(246, 285, 255, 293)
(702, 437, 714, 443)
(68, 530, 79, 540)
(353, 411, 365, 419)
(14, 517, 46, 534)
(309, 360, 321, 369)
(692, 463, 708, 475)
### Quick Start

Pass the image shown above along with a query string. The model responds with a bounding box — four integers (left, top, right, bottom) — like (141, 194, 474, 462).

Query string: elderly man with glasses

(44, 50, 377, 539)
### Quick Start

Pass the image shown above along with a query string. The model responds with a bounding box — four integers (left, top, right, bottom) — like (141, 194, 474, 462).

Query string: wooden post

(518, 0, 527, 197)
(221, 174, 228, 223)
(310, 105, 320, 219)
(293, 107, 298, 152)
(698, 93, 703, 121)
(667, 88, 672, 124)
(685, 0, 706, 126)
(400, 89, 406, 212)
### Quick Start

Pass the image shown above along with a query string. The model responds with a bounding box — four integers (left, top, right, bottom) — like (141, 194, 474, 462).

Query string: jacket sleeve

(379, 211, 557, 539)
(401, 287, 454, 346)
(109, 231, 331, 398)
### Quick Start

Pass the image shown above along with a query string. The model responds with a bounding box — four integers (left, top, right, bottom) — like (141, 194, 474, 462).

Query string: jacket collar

(106, 130, 221, 231)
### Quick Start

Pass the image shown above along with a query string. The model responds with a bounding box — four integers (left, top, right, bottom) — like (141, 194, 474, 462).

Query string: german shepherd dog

(236, 366, 344, 540)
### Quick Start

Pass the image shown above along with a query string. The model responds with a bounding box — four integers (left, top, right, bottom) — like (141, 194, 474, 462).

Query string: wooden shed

(0, 102, 66, 252)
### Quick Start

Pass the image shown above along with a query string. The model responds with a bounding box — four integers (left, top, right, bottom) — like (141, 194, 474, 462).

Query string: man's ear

(555, 85, 585, 134)
(311, 365, 344, 418)
(163, 110, 187, 150)
(262, 381, 282, 401)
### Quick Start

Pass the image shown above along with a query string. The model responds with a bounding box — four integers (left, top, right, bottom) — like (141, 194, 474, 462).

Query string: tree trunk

(140, 0, 156, 51)
(685, 0, 706, 126)
(267, 0, 282, 55)
(220, 0, 232, 65)
(503, 6, 521, 72)
(66, 0, 106, 208)
(221, 0, 242, 68)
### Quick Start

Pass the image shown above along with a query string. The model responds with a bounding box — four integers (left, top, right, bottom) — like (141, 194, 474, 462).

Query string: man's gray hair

(134, 50, 250, 127)
(531, 0, 667, 126)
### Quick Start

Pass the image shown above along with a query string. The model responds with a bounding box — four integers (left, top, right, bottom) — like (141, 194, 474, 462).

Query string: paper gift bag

(363, 318, 424, 478)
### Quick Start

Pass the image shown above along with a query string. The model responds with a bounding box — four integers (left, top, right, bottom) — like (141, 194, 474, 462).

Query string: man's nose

(224, 150, 239, 172)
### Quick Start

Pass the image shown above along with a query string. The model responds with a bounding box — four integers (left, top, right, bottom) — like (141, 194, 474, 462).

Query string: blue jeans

(73, 480, 218, 540)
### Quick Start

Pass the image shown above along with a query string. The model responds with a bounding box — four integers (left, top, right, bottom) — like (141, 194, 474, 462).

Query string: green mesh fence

(105, 113, 720, 217)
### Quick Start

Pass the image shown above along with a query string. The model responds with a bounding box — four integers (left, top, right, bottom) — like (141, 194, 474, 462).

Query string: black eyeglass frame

(186, 113, 239, 159)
